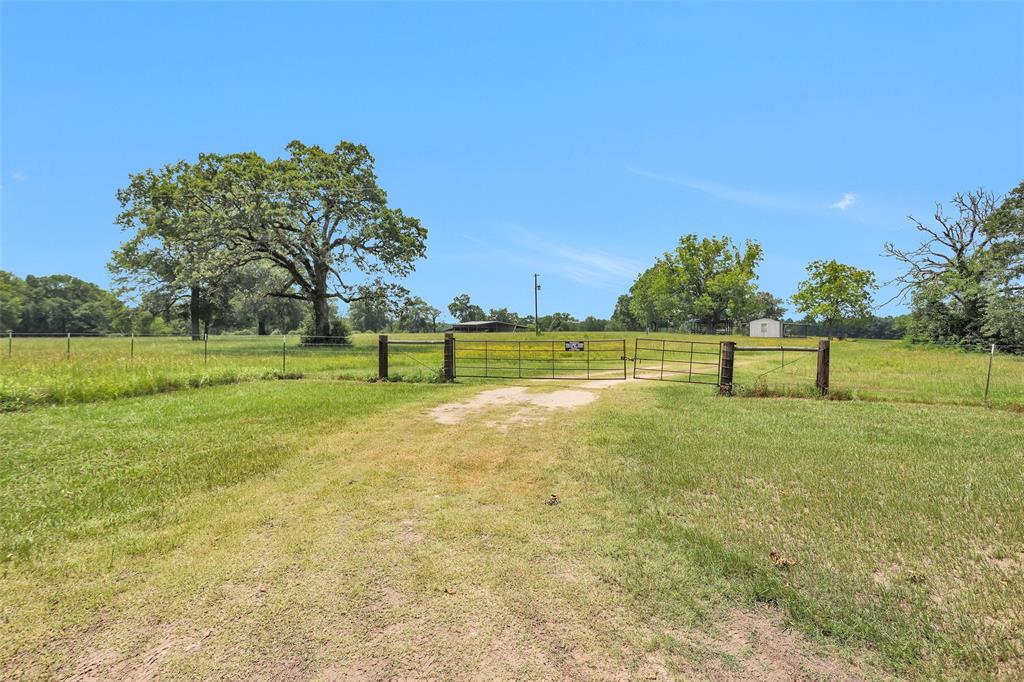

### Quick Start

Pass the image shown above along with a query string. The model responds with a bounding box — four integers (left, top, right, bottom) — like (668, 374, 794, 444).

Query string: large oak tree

(112, 161, 243, 339)
(116, 140, 426, 340)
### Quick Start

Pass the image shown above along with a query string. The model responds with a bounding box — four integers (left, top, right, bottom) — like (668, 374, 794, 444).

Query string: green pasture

(0, 332, 1021, 410)
(2, 377, 1021, 677)
(578, 383, 1024, 677)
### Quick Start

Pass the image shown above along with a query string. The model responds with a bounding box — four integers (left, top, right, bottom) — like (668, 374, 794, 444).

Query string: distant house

(749, 318, 783, 338)
(445, 320, 528, 333)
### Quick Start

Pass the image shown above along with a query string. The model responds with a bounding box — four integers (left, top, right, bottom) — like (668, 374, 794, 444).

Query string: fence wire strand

(752, 349, 815, 381)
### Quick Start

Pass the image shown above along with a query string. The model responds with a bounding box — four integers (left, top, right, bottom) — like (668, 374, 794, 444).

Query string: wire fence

(1, 333, 1022, 410)
(1, 332, 360, 371)
(0, 332, 449, 410)
(729, 341, 1024, 407)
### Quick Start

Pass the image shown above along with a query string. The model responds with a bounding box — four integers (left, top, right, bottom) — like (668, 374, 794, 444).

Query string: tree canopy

(1, 271, 28, 332)
(791, 260, 876, 340)
(982, 181, 1024, 346)
(884, 185, 1023, 347)
(626, 234, 763, 330)
(447, 294, 484, 322)
(348, 296, 392, 332)
(115, 140, 426, 340)
(607, 294, 639, 331)
(750, 291, 786, 320)
(3, 273, 128, 334)
(396, 296, 442, 333)
(112, 160, 244, 339)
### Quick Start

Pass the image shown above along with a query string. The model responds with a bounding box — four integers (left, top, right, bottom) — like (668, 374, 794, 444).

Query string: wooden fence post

(443, 333, 455, 381)
(719, 341, 735, 395)
(378, 334, 388, 381)
(816, 338, 830, 396)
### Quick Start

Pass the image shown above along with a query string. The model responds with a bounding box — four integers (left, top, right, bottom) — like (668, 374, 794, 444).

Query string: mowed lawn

(1, 377, 1021, 678)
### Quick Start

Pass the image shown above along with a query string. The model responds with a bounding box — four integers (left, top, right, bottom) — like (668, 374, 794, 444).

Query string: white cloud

(830, 192, 857, 211)
(513, 232, 642, 290)
(11, 171, 26, 182)
(465, 229, 641, 291)
(626, 166, 801, 210)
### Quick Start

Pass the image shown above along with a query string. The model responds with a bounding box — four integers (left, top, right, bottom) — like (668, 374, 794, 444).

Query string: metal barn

(444, 320, 528, 333)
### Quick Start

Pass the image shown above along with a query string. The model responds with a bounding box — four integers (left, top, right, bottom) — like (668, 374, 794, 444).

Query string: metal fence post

(378, 334, 388, 380)
(551, 340, 555, 378)
(984, 343, 995, 403)
(130, 332, 135, 360)
(816, 339, 830, 396)
(282, 335, 287, 373)
(8, 331, 12, 357)
(66, 333, 71, 359)
(204, 333, 208, 363)
(719, 341, 735, 395)
(443, 333, 454, 381)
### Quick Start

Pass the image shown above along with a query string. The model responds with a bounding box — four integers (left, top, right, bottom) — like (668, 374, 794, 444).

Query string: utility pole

(533, 273, 541, 336)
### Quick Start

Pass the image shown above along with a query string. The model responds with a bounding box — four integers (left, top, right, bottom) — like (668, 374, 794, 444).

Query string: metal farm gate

(374, 335, 829, 394)
(632, 338, 722, 384)
(454, 338, 627, 380)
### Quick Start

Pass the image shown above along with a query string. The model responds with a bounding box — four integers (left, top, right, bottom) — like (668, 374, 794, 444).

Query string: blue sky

(3, 2, 1022, 320)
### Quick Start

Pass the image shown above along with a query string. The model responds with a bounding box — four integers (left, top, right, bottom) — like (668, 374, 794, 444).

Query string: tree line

(0, 267, 308, 336)
(601, 182, 1022, 347)
(602, 234, 877, 341)
(2, 132, 1018, 349)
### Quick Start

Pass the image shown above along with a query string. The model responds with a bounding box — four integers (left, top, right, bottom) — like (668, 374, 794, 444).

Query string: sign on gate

(564, 341, 585, 352)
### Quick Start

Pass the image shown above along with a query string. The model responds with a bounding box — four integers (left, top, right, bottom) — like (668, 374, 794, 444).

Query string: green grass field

(2, 376, 1021, 678)
(2, 332, 1022, 677)
(2, 331, 1022, 410)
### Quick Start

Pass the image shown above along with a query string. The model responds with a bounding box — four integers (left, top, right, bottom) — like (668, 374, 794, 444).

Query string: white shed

(749, 318, 782, 338)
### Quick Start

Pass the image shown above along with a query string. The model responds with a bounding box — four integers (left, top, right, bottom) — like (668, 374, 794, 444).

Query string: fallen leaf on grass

(443, 587, 457, 595)
(547, 494, 560, 506)
(770, 549, 795, 569)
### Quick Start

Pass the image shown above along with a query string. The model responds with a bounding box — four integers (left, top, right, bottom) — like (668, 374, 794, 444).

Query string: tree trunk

(311, 263, 332, 340)
(189, 286, 201, 341)
(313, 292, 331, 339)
(257, 317, 268, 336)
